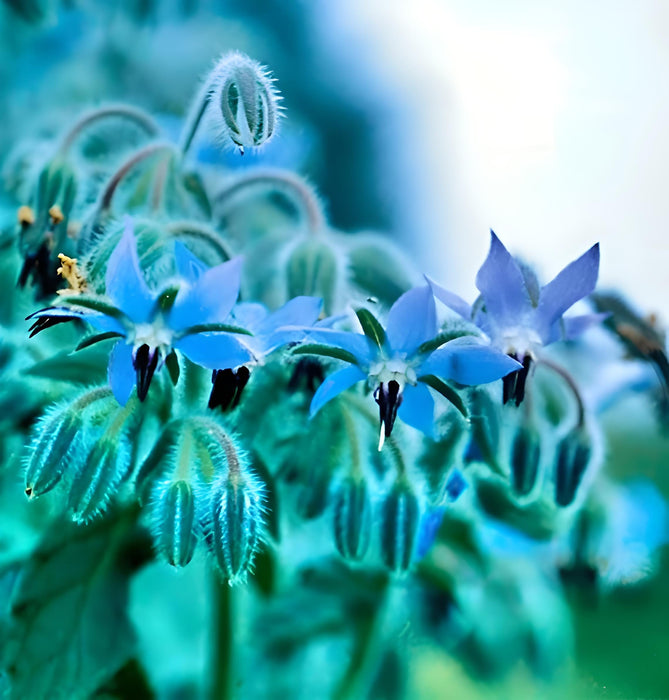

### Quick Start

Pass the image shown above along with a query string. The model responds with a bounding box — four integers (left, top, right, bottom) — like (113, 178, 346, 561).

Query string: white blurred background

(319, 0, 669, 315)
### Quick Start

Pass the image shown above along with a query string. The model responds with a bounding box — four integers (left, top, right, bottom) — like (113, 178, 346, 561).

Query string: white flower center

(133, 319, 173, 351)
(368, 356, 417, 388)
(498, 326, 542, 357)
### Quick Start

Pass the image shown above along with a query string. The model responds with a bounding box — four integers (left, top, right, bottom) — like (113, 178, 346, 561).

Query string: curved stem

(210, 572, 234, 700)
(98, 142, 175, 215)
(58, 105, 160, 156)
(166, 220, 234, 263)
(215, 169, 326, 235)
(536, 357, 586, 428)
(179, 78, 214, 156)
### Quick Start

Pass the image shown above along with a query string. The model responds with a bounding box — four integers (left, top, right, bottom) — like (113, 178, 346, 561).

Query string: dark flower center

(133, 344, 160, 401)
(374, 380, 403, 439)
(287, 357, 325, 393)
(502, 353, 532, 406)
(209, 366, 251, 411)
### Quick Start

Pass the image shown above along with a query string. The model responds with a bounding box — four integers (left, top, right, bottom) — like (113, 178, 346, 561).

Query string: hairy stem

(166, 220, 234, 263)
(210, 573, 234, 700)
(536, 357, 586, 428)
(179, 78, 214, 156)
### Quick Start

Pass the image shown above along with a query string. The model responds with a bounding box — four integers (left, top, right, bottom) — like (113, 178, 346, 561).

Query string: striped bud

(209, 52, 281, 154)
(67, 436, 132, 523)
(467, 388, 501, 468)
(554, 428, 592, 507)
(148, 479, 198, 567)
(510, 426, 541, 497)
(333, 477, 372, 562)
(379, 479, 421, 574)
(287, 238, 339, 315)
(206, 470, 265, 584)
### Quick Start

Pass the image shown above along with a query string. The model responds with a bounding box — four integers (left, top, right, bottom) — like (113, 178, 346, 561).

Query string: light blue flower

(28, 217, 256, 405)
(428, 231, 603, 404)
(297, 285, 521, 447)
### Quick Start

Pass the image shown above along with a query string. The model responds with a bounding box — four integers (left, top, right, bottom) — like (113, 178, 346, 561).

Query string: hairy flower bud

(208, 52, 281, 154)
(148, 479, 198, 567)
(554, 428, 593, 507)
(510, 425, 541, 497)
(467, 387, 501, 469)
(287, 238, 339, 315)
(333, 477, 372, 562)
(380, 478, 421, 574)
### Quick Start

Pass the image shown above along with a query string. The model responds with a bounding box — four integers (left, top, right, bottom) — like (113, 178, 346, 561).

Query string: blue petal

(420, 337, 522, 385)
(258, 296, 323, 336)
(550, 312, 609, 343)
(175, 332, 255, 370)
(310, 365, 366, 417)
(536, 243, 600, 340)
(475, 231, 532, 328)
(169, 256, 243, 332)
(231, 302, 269, 331)
(304, 328, 377, 367)
(415, 507, 445, 559)
(398, 382, 434, 436)
(108, 340, 135, 406)
(426, 277, 472, 320)
(105, 217, 155, 323)
(386, 286, 437, 355)
(174, 240, 208, 283)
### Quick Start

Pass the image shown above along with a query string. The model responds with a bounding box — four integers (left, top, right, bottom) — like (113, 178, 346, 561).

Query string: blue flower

(28, 217, 257, 405)
(428, 231, 603, 405)
(297, 285, 521, 447)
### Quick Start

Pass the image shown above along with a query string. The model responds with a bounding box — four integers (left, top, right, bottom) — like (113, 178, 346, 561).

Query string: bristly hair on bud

(148, 478, 198, 568)
(207, 51, 282, 155)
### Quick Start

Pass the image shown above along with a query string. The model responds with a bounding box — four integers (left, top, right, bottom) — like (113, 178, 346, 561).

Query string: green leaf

(76, 331, 123, 352)
(22, 345, 109, 385)
(354, 308, 387, 348)
(292, 343, 358, 366)
(418, 375, 468, 418)
(0, 508, 150, 700)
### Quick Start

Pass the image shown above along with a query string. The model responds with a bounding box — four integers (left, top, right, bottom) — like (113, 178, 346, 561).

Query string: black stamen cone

(288, 357, 325, 393)
(374, 380, 403, 438)
(502, 353, 532, 406)
(27, 311, 79, 337)
(134, 344, 159, 402)
(209, 366, 251, 411)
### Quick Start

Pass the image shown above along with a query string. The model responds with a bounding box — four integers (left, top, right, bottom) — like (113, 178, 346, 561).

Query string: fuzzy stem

(210, 572, 234, 700)
(58, 105, 161, 156)
(179, 78, 214, 156)
(166, 220, 234, 263)
(215, 170, 326, 235)
(536, 357, 586, 428)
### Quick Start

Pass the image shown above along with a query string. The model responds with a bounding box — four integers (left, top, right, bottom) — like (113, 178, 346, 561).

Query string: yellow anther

(56, 253, 87, 296)
(17, 205, 35, 226)
(49, 204, 65, 224)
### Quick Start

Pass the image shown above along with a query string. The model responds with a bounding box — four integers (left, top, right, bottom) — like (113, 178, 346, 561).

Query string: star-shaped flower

(295, 285, 521, 448)
(28, 217, 256, 405)
(428, 231, 603, 405)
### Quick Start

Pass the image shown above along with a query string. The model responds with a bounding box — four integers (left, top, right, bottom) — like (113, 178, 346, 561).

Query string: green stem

(215, 169, 326, 235)
(179, 78, 214, 156)
(210, 574, 234, 700)
(166, 220, 234, 263)
(536, 357, 586, 428)
(58, 104, 160, 156)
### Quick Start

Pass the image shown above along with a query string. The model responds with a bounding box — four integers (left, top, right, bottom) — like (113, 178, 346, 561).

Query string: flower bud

(333, 477, 372, 562)
(554, 428, 592, 507)
(148, 479, 198, 567)
(205, 470, 265, 584)
(380, 478, 421, 574)
(510, 426, 541, 497)
(208, 52, 281, 154)
(287, 238, 339, 316)
(467, 388, 501, 469)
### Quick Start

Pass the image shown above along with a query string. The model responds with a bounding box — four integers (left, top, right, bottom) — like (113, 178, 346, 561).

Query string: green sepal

(165, 350, 180, 386)
(355, 308, 387, 349)
(175, 322, 253, 338)
(63, 296, 127, 321)
(292, 343, 358, 366)
(418, 375, 468, 418)
(76, 331, 124, 351)
(157, 285, 180, 312)
(417, 329, 478, 355)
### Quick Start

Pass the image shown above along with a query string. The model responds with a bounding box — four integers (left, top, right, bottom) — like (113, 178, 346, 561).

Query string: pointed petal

(426, 277, 472, 320)
(554, 312, 609, 343)
(175, 332, 254, 370)
(304, 328, 377, 367)
(174, 240, 208, 283)
(386, 286, 437, 355)
(398, 382, 434, 437)
(169, 257, 243, 332)
(105, 217, 155, 323)
(536, 243, 600, 340)
(310, 365, 365, 417)
(420, 337, 522, 385)
(108, 340, 135, 406)
(258, 296, 323, 335)
(231, 302, 268, 331)
(475, 231, 531, 327)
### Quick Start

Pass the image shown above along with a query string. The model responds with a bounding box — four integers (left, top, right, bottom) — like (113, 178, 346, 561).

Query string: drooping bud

(379, 478, 421, 574)
(208, 52, 282, 154)
(148, 479, 198, 567)
(510, 425, 541, 497)
(287, 238, 339, 315)
(554, 428, 593, 507)
(467, 387, 501, 469)
(333, 477, 372, 562)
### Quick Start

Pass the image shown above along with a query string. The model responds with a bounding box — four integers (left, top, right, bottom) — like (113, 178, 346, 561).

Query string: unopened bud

(510, 426, 541, 497)
(287, 238, 339, 316)
(333, 477, 372, 562)
(148, 479, 198, 567)
(554, 428, 592, 507)
(380, 478, 421, 574)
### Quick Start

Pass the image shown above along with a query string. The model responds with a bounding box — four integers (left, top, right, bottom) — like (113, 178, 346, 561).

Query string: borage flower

(27, 218, 256, 405)
(295, 286, 521, 449)
(174, 241, 323, 409)
(428, 231, 603, 405)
